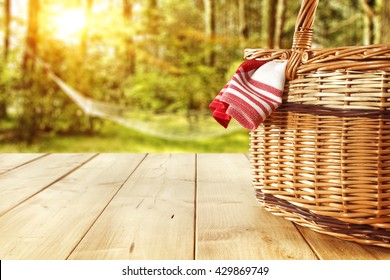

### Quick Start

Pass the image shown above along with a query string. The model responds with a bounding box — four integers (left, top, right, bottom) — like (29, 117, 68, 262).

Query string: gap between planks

(1, 153, 388, 260)
(195, 153, 317, 260)
(65, 153, 148, 259)
(0, 153, 49, 175)
(0, 154, 146, 259)
(0, 153, 98, 217)
(68, 154, 196, 260)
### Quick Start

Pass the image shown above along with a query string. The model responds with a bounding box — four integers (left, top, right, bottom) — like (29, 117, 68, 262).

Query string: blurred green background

(0, 0, 389, 152)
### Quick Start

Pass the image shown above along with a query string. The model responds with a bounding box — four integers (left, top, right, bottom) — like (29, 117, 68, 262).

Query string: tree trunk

(267, 0, 277, 48)
(4, 0, 11, 60)
(22, 0, 40, 71)
(247, 0, 263, 44)
(1, 0, 11, 119)
(81, 0, 93, 57)
(79, 0, 95, 133)
(360, 0, 378, 44)
(203, 0, 216, 66)
(123, 0, 136, 75)
(275, 0, 287, 48)
(146, 0, 159, 59)
(21, 0, 40, 144)
(238, 0, 249, 47)
(380, 0, 390, 43)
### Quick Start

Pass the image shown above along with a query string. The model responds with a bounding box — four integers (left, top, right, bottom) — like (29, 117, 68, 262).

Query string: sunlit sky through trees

(8, 0, 143, 44)
(50, 9, 86, 41)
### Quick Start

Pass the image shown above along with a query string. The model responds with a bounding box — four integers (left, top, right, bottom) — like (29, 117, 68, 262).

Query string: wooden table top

(1, 153, 390, 260)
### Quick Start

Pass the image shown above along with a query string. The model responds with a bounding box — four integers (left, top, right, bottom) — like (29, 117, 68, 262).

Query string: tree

(360, 0, 378, 44)
(20, 0, 41, 144)
(1, 0, 11, 119)
(267, 0, 277, 48)
(275, 0, 287, 48)
(203, 0, 216, 66)
(238, 0, 249, 47)
(81, 0, 93, 57)
(123, 0, 136, 75)
(23, 0, 40, 71)
(380, 0, 390, 43)
(4, 0, 11, 60)
(146, 0, 159, 59)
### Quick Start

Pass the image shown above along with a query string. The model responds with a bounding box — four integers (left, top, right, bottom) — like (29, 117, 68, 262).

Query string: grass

(0, 119, 250, 153)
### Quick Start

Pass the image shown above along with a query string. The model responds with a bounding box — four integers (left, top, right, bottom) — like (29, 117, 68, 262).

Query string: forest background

(0, 0, 389, 152)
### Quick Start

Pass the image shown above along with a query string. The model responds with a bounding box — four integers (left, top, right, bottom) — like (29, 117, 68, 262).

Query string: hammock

(35, 58, 243, 141)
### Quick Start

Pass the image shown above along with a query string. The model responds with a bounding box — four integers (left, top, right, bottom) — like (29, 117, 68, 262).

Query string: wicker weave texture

(248, 0, 390, 247)
(250, 105, 390, 247)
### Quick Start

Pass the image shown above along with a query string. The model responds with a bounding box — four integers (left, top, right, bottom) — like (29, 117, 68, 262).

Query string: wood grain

(0, 153, 46, 174)
(0, 153, 95, 216)
(1, 153, 390, 260)
(0, 154, 145, 259)
(196, 153, 317, 260)
(297, 226, 390, 260)
(69, 153, 196, 260)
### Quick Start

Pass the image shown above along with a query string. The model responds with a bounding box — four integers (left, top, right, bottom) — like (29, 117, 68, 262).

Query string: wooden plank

(0, 153, 145, 259)
(69, 153, 196, 260)
(196, 153, 317, 260)
(297, 226, 390, 260)
(0, 153, 95, 216)
(0, 153, 46, 174)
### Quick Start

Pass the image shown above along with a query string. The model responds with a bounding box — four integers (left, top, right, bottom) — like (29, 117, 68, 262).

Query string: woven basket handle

(286, 0, 319, 80)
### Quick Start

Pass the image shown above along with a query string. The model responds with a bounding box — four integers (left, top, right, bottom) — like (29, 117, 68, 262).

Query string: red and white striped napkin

(210, 59, 287, 130)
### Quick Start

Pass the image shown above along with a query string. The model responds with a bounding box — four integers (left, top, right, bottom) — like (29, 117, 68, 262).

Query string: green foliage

(125, 71, 183, 113)
(0, 0, 384, 151)
(315, 0, 364, 47)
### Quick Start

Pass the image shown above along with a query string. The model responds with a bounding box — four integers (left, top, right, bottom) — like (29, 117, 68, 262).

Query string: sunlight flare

(52, 9, 86, 41)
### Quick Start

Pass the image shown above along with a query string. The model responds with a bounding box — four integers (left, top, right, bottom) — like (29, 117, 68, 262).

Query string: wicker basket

(247, 0, 390, 248)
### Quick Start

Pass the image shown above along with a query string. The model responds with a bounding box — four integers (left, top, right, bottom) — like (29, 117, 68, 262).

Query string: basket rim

(244, 44, 390, 73)
(244, 44, 390, 60)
